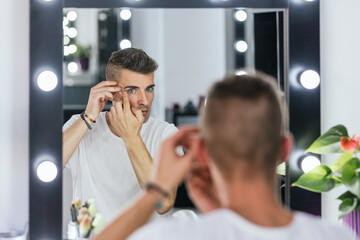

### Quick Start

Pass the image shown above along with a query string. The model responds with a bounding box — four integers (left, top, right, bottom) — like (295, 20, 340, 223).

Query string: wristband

(83, 112, 96, 123)
(80, 112, 92, 130)
(144, 182, 170, 199)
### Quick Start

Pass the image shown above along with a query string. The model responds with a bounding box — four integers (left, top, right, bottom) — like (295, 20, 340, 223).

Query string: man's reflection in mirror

(62, 48, 178, 223)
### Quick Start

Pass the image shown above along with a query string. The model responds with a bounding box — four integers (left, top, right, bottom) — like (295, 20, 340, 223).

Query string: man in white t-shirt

(62, 48, 177, 222)
(95, 71, 355, 240)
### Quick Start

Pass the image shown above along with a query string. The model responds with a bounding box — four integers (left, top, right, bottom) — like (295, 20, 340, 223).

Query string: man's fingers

(168, 127, 199, 147)
(122, 91, 131, 112)
(132, 107, 144, 122)
(112, 92, 124, 114)
(93, 81, 119, 89)
(95, 86, 122, 93)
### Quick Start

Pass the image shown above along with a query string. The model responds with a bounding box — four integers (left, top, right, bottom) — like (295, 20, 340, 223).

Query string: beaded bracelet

(144, 182, 170, 198)
(144, 182, 170, 210)
(80, 112, 92, 130)
(83, 112, 96, 123)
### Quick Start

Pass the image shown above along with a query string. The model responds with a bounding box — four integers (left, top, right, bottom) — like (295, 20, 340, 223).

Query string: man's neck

(223, 178, 293, 227)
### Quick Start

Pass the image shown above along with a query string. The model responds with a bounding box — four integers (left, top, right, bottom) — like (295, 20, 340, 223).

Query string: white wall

(0, 0, 29, 234)
(321, 0, 360, 223)
(132, 9, 226, 118)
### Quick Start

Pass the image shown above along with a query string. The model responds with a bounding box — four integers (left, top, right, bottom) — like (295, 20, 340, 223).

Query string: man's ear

(279, 133, 294, 163)
(194, 138, 209, 168)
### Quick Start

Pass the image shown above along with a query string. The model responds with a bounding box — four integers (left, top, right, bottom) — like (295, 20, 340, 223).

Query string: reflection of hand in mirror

(151, 127, 199, 193)
(84, 81, 121, 120)
(107, 91, 144, 141)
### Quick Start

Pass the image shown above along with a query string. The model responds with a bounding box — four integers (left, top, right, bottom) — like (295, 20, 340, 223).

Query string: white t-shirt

(128, 209, 356, 240)
(63, 112, 178, 223)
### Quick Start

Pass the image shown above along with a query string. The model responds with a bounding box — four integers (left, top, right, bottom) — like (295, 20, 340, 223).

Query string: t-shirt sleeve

(161, 123, 179, 140)
(62, 114, 81, 170)
(159, 124, 184, 157)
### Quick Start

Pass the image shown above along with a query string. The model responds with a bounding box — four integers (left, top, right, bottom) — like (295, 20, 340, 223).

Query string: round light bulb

(301, 156, 320, 173)
(37, 161, 58, 182)
(120, 9, 132, 20)
(234, 10, 247, 22)
(235, 40, 248, 53)
(235, 70, 247, 76)
(67, 11, 78, 21)
(68, 44, 77, 54)
(67, 28, 78, 38)
(64, 46, 70, 56)
(68, 62, 79, 73)
(63, 17, 69, 27)
(98, 13, 107, 21)
(300, 70, 320, 89)
(119, 39, 132, 49)
(64, 36, 70, 45)
(37, 71, 58, 91)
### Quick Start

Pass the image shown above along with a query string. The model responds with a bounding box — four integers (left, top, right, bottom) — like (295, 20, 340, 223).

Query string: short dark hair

(106, 48, 158, 82)
(201, 71, 284, 179)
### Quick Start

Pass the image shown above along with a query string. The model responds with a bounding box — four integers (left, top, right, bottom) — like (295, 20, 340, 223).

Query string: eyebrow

(124, 84, 155, 89)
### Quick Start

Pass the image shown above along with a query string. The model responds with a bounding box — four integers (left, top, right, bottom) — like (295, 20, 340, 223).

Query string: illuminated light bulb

(64, 36, 70, 45)
(68, 44, 77, 54)
(67, 11, 78, 21)
(37, 71, 58, 91)
(235, 70, 247, 76)
(64, 46, 70, 56)
(300, 70, 320, 89)
(119, 39, 132, 49)
(98, 13, 107, 21)
(63, 17, 69, 26)
(301, 156, 320, 173)
(234, 10, 247, 22)
(63, 26, 69, 36)
(68, 28, 78, 38)
(235, 40, 248, 53)
(68, 62, 79, 73)
(120, 9, 132, 20)
(37, 161, 58, 182)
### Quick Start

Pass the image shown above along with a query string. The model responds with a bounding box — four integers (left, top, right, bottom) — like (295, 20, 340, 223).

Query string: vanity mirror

(29, 0, 319, 239)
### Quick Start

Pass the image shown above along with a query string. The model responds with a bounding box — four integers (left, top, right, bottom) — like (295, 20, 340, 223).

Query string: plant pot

(79, 57, 89, 71)
(343, 209, 360, 238)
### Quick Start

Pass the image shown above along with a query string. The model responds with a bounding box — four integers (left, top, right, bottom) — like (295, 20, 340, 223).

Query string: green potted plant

(74, 44, 92, 71)
(292, 124, 360, 236)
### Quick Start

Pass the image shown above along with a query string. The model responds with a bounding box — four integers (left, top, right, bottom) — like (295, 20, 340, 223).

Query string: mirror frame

(29, 0, 319, 239)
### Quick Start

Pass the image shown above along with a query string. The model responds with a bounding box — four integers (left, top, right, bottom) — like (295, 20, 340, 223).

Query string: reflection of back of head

(200, 72, 283, 183)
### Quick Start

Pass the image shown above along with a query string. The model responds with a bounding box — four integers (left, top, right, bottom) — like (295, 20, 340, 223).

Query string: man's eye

(128, 89, 136, 94)
(146, 87, 153, 92)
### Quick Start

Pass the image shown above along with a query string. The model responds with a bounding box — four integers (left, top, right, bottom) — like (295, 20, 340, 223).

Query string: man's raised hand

(85, 81, 121, 120)
(150, 127, 199, 193)
(107, 91, 144, 141)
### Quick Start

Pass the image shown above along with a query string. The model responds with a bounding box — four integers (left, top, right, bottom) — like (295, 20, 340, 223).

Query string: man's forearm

(124, 136, 176, 213)
(124, 136, 153, 185)
(94, 191, 158, 240)
(63, 118, 91, 168)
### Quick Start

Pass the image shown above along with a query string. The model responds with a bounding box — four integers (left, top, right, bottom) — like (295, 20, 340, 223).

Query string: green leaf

(342, 158, 360, 198)
(330, 151, 354, 172)
(292, 164, 336, 192)
(276, 162, 286, 176)
(339, 197, 358, 219)
(337, 191, 357, 201)
(306, 125, 348, 154)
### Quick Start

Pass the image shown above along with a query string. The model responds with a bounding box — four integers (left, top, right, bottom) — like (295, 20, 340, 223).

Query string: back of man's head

(201, 71, 284, 180)
(106, 48, 158, 82)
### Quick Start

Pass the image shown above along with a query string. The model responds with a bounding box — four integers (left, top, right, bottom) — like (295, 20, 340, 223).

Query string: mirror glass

(62, 7, 286, 237)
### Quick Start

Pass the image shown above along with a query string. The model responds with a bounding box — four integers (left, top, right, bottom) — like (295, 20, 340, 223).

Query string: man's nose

(138, 90, 149, 106)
